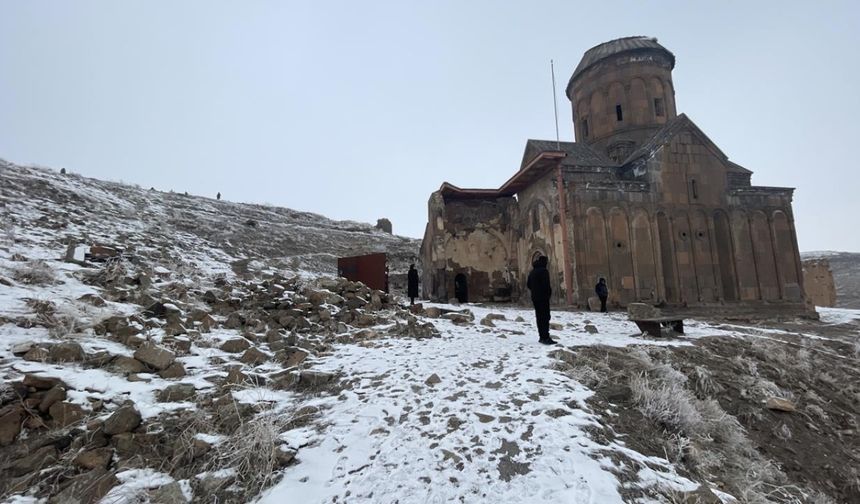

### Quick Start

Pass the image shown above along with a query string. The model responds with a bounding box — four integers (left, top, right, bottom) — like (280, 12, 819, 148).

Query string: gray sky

(2, 1, 858, 252)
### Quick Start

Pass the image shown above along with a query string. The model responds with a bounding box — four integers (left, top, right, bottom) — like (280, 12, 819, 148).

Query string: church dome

(568, 36, 675, 87)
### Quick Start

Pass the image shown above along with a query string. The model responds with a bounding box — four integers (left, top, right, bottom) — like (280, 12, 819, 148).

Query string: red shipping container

(337, 253, 389, 292)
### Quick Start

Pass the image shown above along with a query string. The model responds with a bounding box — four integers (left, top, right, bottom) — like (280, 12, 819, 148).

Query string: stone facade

(802, 259, 837, 308)
(421, 36, 807, 314)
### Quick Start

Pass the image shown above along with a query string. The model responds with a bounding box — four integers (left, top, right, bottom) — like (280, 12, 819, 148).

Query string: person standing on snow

(527, 255, 556, 345)
(595, 277, 609, 313)
(407, 264, 419, 305)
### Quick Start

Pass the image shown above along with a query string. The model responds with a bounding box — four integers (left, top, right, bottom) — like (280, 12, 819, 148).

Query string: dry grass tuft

(13, 260, 56, 285)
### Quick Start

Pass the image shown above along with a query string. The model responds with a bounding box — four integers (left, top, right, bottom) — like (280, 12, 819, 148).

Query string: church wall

(515, 173, 567, 303)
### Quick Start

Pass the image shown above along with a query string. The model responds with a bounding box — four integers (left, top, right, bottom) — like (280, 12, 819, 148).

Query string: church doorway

(454, 273, 469, 303)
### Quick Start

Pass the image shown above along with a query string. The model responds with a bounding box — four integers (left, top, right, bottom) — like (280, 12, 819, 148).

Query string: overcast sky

(1, 1, 858, 252)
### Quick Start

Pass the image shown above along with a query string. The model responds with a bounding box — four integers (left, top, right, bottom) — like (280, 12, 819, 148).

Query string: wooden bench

(632, 317, 684, 338)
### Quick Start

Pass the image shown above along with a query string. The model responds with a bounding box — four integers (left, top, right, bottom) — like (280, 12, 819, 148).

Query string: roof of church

(569, 36, 675, 85)
(520, 139, 617, 170)
(621, 113, 752, 173)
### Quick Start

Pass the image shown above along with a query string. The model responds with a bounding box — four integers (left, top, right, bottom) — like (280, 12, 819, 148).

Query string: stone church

(420, 36, 807, 313)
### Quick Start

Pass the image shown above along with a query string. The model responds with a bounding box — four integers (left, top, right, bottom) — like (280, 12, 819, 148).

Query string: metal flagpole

(551, 59, 560, 150)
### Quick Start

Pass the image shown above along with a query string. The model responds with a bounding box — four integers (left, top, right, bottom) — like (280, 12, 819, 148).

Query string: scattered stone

(476, 412, 495, 423)
(766, 397, 796, 412)
(0, 406, 25, 445)
(225, 367, 249, 384)
(274, 347, 309, 368)
(48, 468, 118, 504)
(584, 324, 599, 334)
(134, 342, 176, 370)
(514, 316, 525, 322)
(220, 337, 251, 353)
(11, 341, 36, 355)
(425, 373, 441, 386)
(23, 374, 64, 390)
(442, 313, 472, 325)
(479, 317, 496, 328)
(78, 293, 107, 307)
(157, 362, 187, 379)
(9, 445, 58, 476)
(110, 356, 146, 375)
(38, 386, 67, 413)
(295, 370, 337, 390)
(224, 312, 245, 329)
(497, 456, 531, 482)
(23, 347, 50, 362)
(274, 446, 297, 468)
(150, 481, 188, 504)
(74, 447, 113, 470)
(159, 383, 196, 402)
(49, 401, 86, 427)
(549, 322, 563, 331)
(49, 341, 86, 362)
(103, 404, 141, 435)
(240, 347, 269, 365)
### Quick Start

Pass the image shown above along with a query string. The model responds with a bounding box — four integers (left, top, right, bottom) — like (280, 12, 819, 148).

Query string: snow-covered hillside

(0, 160, 420, 279)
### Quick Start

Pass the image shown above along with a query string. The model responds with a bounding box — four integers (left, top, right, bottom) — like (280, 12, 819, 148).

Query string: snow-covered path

(259, 305, 700, 503)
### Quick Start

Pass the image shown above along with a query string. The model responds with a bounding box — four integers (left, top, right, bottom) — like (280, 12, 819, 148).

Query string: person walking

(595, 277, 609, 313)
(527, 255, 556, 345)
(407, 264, 419, 306)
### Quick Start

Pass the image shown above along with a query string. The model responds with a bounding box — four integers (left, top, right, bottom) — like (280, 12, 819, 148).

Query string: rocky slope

(802, 251, 860, 309)
(0, 159, 420, 281)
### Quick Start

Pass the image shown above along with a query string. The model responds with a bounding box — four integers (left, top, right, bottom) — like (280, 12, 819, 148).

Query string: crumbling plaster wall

(422, 192, 515, 302)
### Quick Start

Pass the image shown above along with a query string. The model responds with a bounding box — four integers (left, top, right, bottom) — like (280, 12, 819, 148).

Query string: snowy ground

(257, 304, 728, 503)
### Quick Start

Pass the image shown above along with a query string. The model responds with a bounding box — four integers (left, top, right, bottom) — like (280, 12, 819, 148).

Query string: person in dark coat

(527, 255, 556, 344)
(595, 277, 609, 313)
(407, 264, 419, 305)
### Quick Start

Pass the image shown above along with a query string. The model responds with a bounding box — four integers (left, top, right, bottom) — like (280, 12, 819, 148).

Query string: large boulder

(49, 341, 86, 362)
(110, 356, 146, 375)
(239, 347, 269, 365)
(157, 362, 187, 379)
(103, 404, 142, 435)
(9, 445, 58, 476)
(74, 447, 113, 470)
(23, 374, 65, 390)
(38, 386, 67, 413)
(220, 338, 251, 353)
(274, 347, 309, 368)
(48, 468, 119, 504)
(134, 343, 176, 370)
(159, 383, 196, 402)
(49, 401, 86, 427)
(0, 406, 25, 445)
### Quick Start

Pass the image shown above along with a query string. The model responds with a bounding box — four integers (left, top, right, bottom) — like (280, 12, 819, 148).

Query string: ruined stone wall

(802, 259, 837, 307)
(420, 192, 515, 302)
